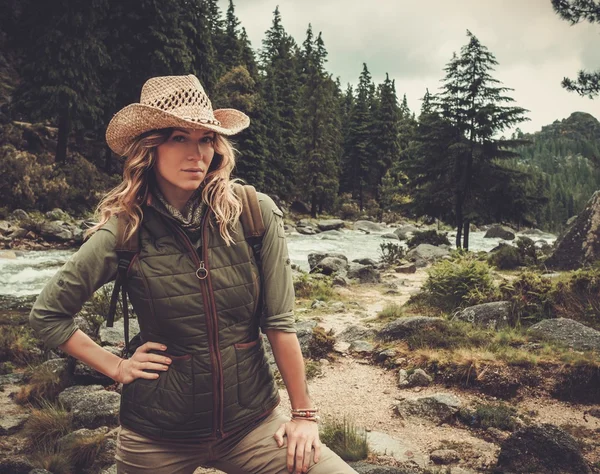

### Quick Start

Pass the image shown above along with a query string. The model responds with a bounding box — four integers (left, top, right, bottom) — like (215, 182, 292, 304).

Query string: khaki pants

(116, 407, 357, 474)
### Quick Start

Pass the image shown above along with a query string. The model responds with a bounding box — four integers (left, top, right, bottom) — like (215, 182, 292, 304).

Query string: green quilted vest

(119, 204, 280, 440)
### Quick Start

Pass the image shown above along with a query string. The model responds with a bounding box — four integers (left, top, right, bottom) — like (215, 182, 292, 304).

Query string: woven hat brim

(106, 103, 250, 156)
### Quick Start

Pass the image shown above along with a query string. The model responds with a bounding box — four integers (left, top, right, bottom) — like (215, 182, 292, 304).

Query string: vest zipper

(166, 210, 224, 439)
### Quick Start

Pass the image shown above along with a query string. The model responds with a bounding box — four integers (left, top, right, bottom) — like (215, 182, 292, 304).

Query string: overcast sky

(219, 0, 600, 134)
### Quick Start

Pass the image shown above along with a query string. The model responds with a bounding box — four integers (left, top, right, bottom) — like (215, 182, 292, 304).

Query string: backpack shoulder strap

(233, 183, 266, 262)
(107, 213, 140, 357)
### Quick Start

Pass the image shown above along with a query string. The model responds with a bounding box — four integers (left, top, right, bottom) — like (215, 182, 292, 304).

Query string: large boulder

(45, 208, 71, 221)
(378, 316, 445, 341)
(311, 256, 347, 276)
(0, 220, 11, 235)
(546, 190, 600, 270)
(307, 252, 348, 271)
(317, 219, 345, 231)
(353, 220, 384, 232)
(39, 221, 73, 241)
(495, 424, 591, 474)
(395, 393, 462, 424)
(393, 224, 419, 240)
(347, 264, 381, 283)
(99, 318, 141, 347)
(452, 301, 511, 330)
(58, 385, 106, 410)
(406, 244, 450, 267)
(484, 225, 516, 240)
(71, 390, 121, 428)
(7, 209, 29, 222)
(527, 318, 600, 353)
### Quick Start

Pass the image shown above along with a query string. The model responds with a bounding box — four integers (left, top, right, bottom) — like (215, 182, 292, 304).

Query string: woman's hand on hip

(274, 419, 321, 473)
(115, 342, 171, 384)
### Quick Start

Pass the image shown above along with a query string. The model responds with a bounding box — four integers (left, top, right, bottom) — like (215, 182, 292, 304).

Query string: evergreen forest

(0, 0, 599, 246)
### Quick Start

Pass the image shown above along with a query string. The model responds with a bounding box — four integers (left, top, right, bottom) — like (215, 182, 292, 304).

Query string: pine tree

(13, 0, 111, 163)
(552, 0, 600, 98)
(435, 30, 530, 248)
(221, 0, 243, 72)
(297, 27, 342, 216)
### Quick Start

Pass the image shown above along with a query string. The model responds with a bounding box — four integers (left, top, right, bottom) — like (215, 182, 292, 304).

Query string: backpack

(106, 184, 266, 357)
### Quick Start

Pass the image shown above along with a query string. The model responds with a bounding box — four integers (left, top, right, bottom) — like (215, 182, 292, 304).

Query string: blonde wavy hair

(85, 128, 243, 245)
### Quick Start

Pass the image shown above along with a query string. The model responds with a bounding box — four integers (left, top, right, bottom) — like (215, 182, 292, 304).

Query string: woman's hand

(274, 419, 321, 473)
(115, 342, 172, 384)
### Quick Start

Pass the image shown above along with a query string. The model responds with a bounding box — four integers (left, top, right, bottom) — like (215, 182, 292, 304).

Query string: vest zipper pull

(195, 261, 208, 280)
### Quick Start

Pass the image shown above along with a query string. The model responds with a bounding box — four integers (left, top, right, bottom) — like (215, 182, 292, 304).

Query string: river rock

(406, 244, 450, 267)
(0, 250, 17, 259)
(527, 318, 600, 352)
(307, 252, 348, 271)
(353, 258, 378, 267)
(0, 220, 11, 234)
(317, 219, 345, 231)
(59, 385, 106, 410)
(378, 316, 445, 341)
(408, 368, 433, 387)
(0, 455, 34, 474)
(522, 228, 546, 237)
(99, 318, 141, 346)
(484, 225, 516, 240)
(39, 221, 73, 241)
(8, 209, 29, 222)
(45, 208, 71, 221)
(290, 201, 311, 214)
(347, 264, 380, 283)
(452, 301, 511, 330)
(393, 224, 419, 240)
(495, 423, 591, 474)
(7, 227, 27, 239)
(381, 233, 400, 240)
(311, 256, 347, 275)
(319, 229, 344, 240)
(296, 225, 318, 235)
(337, 325, 377, 342)
(71, 390, 121, 428)
(395, 393, 462, 424)
(349, 340, 374, 354)
(546, 190, 600, 270)
(353, 220, 384, 232)
(332, 275, 350, 287)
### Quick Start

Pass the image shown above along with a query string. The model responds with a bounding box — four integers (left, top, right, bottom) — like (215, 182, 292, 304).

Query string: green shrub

(499, 272, 553, 326)
(15, 362, 72, 405)
(488, 244, 522, 270)
(377, 302, 404, 320)
(307, 326, 336, 360)
(0, 325, 41, 365)
(319, 418, 368, 462)
(516, 236, 537, 265)
(420, 255, 497, 312)
(22, 401, 72, 450)
(405, 319, 491, 351)
(293, 274, 334, 301)
(0, 361, 15, 374)
(379, 241, 405, 265)
(407, 230, 450, 249)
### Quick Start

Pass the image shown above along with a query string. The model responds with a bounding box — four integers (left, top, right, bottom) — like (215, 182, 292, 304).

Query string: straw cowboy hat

(106, 74, 250, 156)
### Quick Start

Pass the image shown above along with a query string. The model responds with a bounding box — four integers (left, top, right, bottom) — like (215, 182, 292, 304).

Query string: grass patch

(22, 400, 72, 450)
(307, 326, 336, 360)
(15, 362, 71, 406)
(0, 324, 41, 365)
(319, 417, 368, 462)
(304, 359, 323, 380)
(31, 450, 73, 474)
(294, 274, 334, 302)
(458, 402, 520, 431)
(376, 303, 404, 321)
(65, 432, 107, 472)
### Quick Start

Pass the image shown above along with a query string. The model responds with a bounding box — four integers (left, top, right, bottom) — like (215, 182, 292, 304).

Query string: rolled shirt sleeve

(29, 219, 119, 349)
(256, 193, 296, 333)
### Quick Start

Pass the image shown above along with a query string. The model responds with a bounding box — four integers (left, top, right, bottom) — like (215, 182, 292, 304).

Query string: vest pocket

(122, 354, 194, 429)
(235, 338, 273, 409)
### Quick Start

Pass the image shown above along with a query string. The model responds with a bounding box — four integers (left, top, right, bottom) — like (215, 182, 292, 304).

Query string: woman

(29, 74, 356, 474)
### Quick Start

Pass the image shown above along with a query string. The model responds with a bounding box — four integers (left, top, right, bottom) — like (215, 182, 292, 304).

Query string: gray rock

(347, 264, 380, 283)
(8, 227, 27, 239)
(495, 423, 591, 474)
(0, 372, 26, 386)
(546, 190, 600, 270)
(452, 301, 511, 330)
(374, 349, 397, 363)
(0, 413, 29, 435)
(28, 470, 53, 474)
(74, 314, 98, 338)
(0, 250, 17, 259)
(484, 224, 516, 240)
(394, 225, 419, 240)
(353, 258, 378, 267)
(317, 219, 345, 231)
(39, 221, 73, 241)
(349, 340, 374, 354)
(297, 219, 312, 227)
(101, 465, 118, 474)
(329, 301, 346, 313)
(366, 430, 428, 467)
(99, 318, 140, 346)
(307, 252, 348, 271)
(311, 300, 328, 310)
(381, 233, 400, 240)
(398, 369, 410, 388)
(58, 385, 105, 410)
(332, 275, 350, 287)
(71, 390, 121, 428)
(0, 220, 11, 234)
(57, 426, 110, 451)
(528, 318, 600, 352)
(407, 368, 433, 387)
(430, 449, 460, 464)
(395, 263, 416, 274)
(395, 393, 462, 424)
(0, 456, 34, 474)
(378, 316, 445, 341)
(295, 320, 318, 358)
(350, 463, 411, 474)
(406, 244, 450, 267)
(8, 209, 29, 222)
(45, 208, 71, 221)
(296, 226, 318, 235)
(312, 256, 348, 275)
(353, 220, 384, 232)
(337, 325, 377, 342)
(522, 228, 546, 237)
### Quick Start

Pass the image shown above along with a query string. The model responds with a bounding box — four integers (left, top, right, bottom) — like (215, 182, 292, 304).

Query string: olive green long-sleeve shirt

(29, 193, 296, 349)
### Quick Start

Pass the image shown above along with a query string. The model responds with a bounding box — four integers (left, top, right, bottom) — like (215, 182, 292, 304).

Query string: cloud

(220, 0, 600, 132)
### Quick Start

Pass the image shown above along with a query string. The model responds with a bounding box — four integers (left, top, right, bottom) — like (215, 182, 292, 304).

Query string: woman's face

(153, 127, 216, 207)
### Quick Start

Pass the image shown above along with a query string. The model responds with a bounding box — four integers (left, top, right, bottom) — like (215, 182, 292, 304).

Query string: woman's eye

(202, 136, 214, 144)
(172, 135, 186, 142)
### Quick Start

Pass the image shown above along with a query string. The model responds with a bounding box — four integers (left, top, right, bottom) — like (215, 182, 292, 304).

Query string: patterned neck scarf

(150, 184, 207, 241)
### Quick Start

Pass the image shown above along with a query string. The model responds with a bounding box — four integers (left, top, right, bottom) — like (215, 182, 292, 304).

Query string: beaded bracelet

(291, 415, 320, 423)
